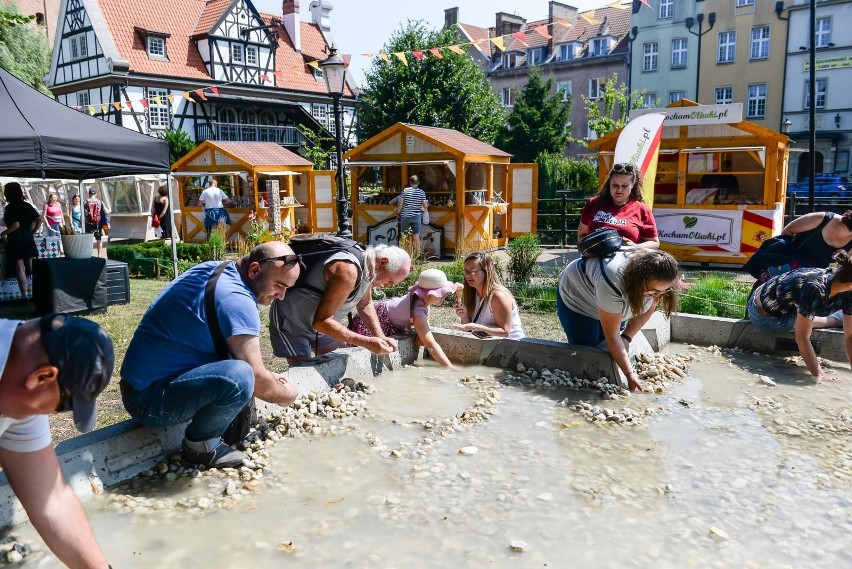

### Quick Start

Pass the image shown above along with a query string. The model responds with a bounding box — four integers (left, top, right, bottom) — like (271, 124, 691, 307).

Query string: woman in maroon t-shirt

(578, 162, 659, 249)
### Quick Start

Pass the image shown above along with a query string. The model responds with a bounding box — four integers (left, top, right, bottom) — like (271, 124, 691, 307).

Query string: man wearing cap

(84, 188, 109, 258)
(120, 241, 301, 469)
(0, 314, 114, 568)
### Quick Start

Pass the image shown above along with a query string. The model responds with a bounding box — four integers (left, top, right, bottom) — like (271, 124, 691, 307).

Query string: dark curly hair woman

(1, 182, 41, 305)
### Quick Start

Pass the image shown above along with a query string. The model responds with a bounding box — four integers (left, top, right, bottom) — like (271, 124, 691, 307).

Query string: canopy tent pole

(167, 173, 178, 277)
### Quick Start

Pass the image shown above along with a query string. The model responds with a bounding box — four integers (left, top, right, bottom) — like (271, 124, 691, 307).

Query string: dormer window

(147, 37, 165, 58)
(590, 37, 611, 56)
(313, 67, 324, 80)
(528, 47, 545, 66)
(557, 43, 576, 61)
(503, 52, 518, 69)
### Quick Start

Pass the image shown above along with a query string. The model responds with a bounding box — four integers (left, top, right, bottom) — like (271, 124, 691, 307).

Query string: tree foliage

(0, 5, 51, 95)
(155, 128, 196, 165)
(297, 125, 336, 170)
(497, 67, 572, 163)
(358, 21, 505, 144)
(579, 73, 649, 143)
(536, 153, 598, 199)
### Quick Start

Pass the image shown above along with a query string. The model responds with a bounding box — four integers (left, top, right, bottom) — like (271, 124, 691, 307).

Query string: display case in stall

(588, 100, 790, 265)
(344, 123, 538, 254)
(170, 141, 331, 242)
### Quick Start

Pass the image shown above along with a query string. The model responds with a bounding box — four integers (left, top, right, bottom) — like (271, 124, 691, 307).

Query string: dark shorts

(85, 224, 103, 241)
(400, 215, 421, 236)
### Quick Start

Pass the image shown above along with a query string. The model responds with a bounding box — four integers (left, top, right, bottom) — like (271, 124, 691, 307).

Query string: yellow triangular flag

(557, 18, 573, 28)
(360, 52, 373, 58)
(377, 53, 390, 62)
(580, 13, 600, 25)
(87, 105, 96, 116)
(608, 0, 627, 8)
(182, 92, 193, 101)
(392, 52, 407, 65)
(112, 101, 122, 110)
(490, 36, 505, 50)
(447, 45, 465, 55)
(167, 94, 175, 105)
(307, 60, 320, 69)
(153, 96, 162, 105)
(100, 103, 108, 114)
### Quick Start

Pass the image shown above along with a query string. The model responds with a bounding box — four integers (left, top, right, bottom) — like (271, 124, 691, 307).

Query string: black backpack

(288, 234, 366, 301)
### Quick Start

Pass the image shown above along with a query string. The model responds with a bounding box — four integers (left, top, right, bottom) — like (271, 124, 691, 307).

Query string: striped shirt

(398, 186, 427, 218)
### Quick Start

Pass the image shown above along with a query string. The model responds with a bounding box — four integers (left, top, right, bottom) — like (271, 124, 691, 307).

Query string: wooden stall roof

(171, 140, 314, 172)
(588, 99, 789, 152)
(344, 122, 512, 163)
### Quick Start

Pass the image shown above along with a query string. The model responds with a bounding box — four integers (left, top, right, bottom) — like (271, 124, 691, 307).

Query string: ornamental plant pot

(61, 233, 94, 259)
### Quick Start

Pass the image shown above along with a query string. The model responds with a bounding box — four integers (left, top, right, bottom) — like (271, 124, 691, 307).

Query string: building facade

(1, 0, 61, 46)
(45, 0, 357, 163)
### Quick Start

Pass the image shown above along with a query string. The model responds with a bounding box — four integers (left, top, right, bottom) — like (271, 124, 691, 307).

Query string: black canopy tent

(0, 67, 177, 274)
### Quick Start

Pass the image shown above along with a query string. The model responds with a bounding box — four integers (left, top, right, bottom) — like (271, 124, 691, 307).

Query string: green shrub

(506, 233, 541, 283)
(678, 273, 750, 318)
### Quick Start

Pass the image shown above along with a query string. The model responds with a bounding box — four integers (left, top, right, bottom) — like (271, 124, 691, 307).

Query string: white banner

(655, 209, 742, 250)
(629, 103, 743, 126)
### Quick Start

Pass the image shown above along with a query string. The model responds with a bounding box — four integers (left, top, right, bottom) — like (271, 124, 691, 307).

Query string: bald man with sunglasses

(120, 242, 301, 469)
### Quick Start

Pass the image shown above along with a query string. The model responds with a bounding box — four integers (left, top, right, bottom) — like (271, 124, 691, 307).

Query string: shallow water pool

(11, 345, 852, 568)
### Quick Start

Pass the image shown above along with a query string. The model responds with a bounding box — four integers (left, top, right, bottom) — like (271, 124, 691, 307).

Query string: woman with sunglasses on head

(747, 250, 852, 382)
(578, 162, 659, 249)
(557, 249, 679, 391)
(452, 251, 526, 340)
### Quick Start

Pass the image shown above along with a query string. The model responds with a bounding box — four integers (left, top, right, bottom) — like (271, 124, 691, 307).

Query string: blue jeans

(557, 293, 606, 346)
(122, 360, 254, 442)
(746, 293, 796, 334)
(400, 215, 421, 236)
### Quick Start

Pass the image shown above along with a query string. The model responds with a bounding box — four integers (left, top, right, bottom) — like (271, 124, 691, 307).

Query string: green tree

(297, 125, 336, 169)
(579, 73, 649, 143)
(497, 67, 572, 163)
(156, 128, 196, 164)
(0, 5, 51, 95)
(536, 153, 598, 199)
(358, 20, 505, 144)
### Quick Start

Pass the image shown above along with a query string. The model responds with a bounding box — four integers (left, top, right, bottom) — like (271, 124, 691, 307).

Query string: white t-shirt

(199, 187, 228, 209)
(0, 414, 51, 453)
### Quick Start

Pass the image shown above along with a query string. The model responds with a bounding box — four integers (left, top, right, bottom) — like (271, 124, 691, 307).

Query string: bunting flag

(429, 47, 443, 59)
(167, 94, 175, 105)
(447, 45, 465, 55)
(392, 51, 407, 65)
(181, 92, 192, 102)
(511, 31, 528, 46)
(580, 13, 600, 25)
(411, 50, 425, 60)
(194, 89, 208, 101)
(556, 18, 573, 28)
(638, 0, 652, 8)
(306, 59, 320, 69)
(112, 101, 121, 110)
(377, 53, 389, 61)
(152, 96, 162, 105)
(342, 54, 351, 67)
(360, 52, 373, 58)
(139, 99, 149, 109)
(534, 25, 552, 39)
(259, 74, 269, 82)
(274, 71, 284, 84)
(87, 105, 95, 115)
(210, 86, 220, 96)
(609, 0, 629, 8)
(100, 103, 108, 114)
(124, 100, 133, 110)
(73, 105, 81, 111)
(490, 36, 505, 50)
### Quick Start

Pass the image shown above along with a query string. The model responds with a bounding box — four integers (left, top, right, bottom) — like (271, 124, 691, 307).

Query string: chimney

(309, 0, 332, 33)
(444, 7, 459, 29)
(549, 1, 578, 27)
(283, 0, 300, 53)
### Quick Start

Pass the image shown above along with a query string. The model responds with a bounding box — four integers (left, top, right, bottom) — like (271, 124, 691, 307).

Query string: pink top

(385, 294, 429, 329)
(43, 202, 63, 227)
(580, 197, 657, 244)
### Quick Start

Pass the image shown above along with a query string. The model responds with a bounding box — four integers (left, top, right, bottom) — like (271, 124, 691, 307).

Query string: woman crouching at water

(557, 249, 679, 391)
(747, 249, 852, 381)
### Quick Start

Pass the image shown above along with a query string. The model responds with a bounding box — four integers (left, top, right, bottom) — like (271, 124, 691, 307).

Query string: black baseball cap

(39, 314, 114, 432)
(87, 188, 97, 195)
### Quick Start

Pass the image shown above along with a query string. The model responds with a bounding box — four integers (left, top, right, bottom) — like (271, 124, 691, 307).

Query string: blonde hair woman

(452, 251, 525, 339)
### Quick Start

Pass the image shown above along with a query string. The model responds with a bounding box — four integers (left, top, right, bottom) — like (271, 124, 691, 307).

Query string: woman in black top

(779, 210, 852, 270)
(1, 182, 41, 303)
(151, 185, 171, 240)
(747, 249, 852, 381)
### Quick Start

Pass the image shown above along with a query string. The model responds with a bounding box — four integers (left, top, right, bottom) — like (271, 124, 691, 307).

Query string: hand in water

(367, 336, 397, 355)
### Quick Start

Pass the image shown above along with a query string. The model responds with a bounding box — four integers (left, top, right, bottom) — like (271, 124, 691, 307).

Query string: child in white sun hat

(348, 268, 461, 368)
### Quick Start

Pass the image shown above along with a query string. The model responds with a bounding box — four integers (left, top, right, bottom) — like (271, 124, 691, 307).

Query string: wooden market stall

(588, 100, 790, 265)
(344, 123, 538, 254)
(171, 141, 336, 242)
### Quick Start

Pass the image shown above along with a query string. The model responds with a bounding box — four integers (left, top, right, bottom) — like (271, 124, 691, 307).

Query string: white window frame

(501, 88, 513, 107)
(76, 90, 90, 107)
(669, 91, 686, 104)
(805, 79, 828, 110)
(671, 38, 688, 68)
(816, 18, 831, 48)
(750, 26, 770, 60)
(591, 38, 609, 57)
(231, 43, 243, 64)
(660, 0, 673, 19)
(313, 67, 324, 80)
(589, 77, 605, 99)
(736, 0, 754, 6)
(643, 41, 658, 72)
(715, 86, 733, 105)
(311, 103, 329, 127)
(746, 83, 767, 118)
(503, 52, 517, 68)
(147, 36, 165, 58)
(718, 30, 736, 63)
(147, 88, 170, 130)
(643, 93, 657, 109)
(69, 33, 87, 60)
(528, 47, 544, 66)
(246, 46, 258, 66)
(557, 44, 574, 61)
(556, 81, 572, 102)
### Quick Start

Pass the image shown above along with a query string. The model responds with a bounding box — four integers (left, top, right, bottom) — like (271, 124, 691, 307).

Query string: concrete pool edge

(1, 315, 846, 530)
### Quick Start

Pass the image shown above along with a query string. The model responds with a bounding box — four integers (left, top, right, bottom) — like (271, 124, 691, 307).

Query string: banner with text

(629, 103, 743, 126)
(655, 209, 743, 251)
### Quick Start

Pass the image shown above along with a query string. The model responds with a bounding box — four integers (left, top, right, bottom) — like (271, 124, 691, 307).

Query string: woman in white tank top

(452, 251, 526, 340)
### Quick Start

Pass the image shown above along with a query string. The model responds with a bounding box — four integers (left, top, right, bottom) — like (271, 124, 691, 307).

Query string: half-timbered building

(45, 0, 356, 164)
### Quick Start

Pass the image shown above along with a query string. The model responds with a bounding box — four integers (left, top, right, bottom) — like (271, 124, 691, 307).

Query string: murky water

(11, 346, 852, 568)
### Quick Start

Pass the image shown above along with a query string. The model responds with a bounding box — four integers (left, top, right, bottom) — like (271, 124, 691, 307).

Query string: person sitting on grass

(349, 268, 461, 369)
(747, 249, 852, 381)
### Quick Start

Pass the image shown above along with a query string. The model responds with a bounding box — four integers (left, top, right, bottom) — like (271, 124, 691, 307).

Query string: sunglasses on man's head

(612, 163, 636, 174)
(260, 254, 304, 269)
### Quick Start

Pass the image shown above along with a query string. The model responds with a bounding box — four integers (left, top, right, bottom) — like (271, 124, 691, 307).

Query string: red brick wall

(1, 0, 61, 47)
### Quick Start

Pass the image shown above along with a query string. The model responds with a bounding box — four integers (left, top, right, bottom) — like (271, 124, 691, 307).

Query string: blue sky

(254, 0, 606, 85)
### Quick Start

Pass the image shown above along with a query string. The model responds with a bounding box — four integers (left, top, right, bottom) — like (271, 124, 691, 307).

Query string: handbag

(151, 214, 161, 228)
(421, 208, 430, 225)
(742, 213, 833, 281)
(578, 228, 622, 258)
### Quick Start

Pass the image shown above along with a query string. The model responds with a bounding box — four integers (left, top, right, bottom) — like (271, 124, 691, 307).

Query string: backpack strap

(205, 261, 232, 360)
(578, 256, 622, 298)
(471, 296, 487, 324)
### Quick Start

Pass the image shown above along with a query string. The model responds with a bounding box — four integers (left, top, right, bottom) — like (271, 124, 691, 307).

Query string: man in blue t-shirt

(120, 241, 301, 468)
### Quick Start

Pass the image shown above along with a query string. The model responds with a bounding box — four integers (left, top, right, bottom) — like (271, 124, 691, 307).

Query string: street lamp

(685, 11, 716, 102)
(320, 45, 351, 238)
(782, 117, 792, 134)
(626, 26, 639, 108)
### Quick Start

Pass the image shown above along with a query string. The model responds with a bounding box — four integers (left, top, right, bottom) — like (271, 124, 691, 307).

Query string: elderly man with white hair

(270, 242, 411, 364)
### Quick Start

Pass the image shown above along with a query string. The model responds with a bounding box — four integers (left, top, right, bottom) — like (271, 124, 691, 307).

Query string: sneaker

(181, 439, 247, 469)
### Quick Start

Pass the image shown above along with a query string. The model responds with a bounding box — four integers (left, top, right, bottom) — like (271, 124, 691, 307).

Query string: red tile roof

(213, 141, 313, 167)
(193, 0, 232, 37)
(405, 125, 511, 157)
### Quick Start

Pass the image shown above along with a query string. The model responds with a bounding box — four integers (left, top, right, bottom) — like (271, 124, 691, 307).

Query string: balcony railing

(196, 122, 306, 146)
